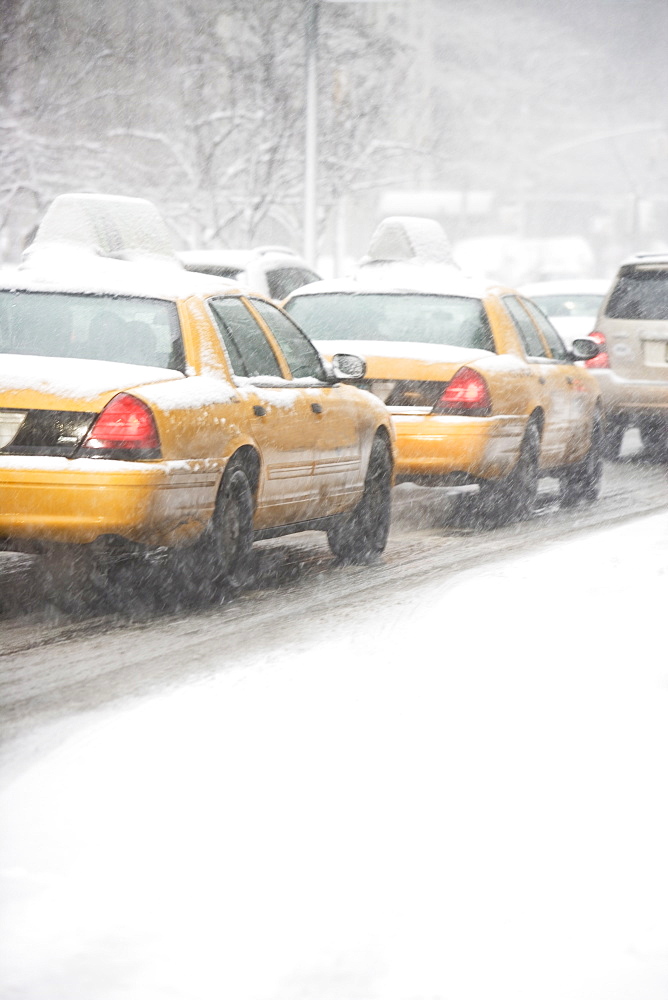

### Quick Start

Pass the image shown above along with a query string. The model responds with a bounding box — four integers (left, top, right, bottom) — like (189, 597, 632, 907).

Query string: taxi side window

(209, 297, 283, 378)
(503, 295, 549, 359)
(250, 298, 326, 380)
(521, 298, 569, 361)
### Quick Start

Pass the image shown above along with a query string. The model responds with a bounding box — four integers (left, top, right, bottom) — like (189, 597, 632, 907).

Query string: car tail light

(433, 367, 491, 416)
(81, 393, 160, 456)
(585, 330, 609, 368)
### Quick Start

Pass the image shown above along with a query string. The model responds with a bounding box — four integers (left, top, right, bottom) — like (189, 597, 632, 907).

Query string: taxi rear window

(0, 291, 185, 371)
(285, 292, 495, 352)
(605, 267, 668, 320)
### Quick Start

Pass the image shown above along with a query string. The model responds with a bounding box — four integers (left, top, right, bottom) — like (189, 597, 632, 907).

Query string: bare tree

(0, 0, 413, 257)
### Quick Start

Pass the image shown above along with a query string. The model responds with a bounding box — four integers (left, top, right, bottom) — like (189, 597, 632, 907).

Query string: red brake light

(82, 393, 160, 454)
(434, 367, 491, 416)
(585, 330, 609, 368)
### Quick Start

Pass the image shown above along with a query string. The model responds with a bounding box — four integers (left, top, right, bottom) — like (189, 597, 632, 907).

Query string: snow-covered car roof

(0, 249, 239, 301)
(519, 278, 611, 299)
(618, 251, 668, 267)
(284, 265, 491, 301)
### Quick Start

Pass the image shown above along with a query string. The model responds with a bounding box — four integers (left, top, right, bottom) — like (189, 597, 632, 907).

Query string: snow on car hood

(316, 339, 526, 382)
(315, 338, 498, 383)
(0, 354, 184, 408)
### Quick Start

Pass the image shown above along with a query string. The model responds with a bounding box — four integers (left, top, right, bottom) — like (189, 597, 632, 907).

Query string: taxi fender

(358, 407, 396, 481)
(131, 376, 249, 465)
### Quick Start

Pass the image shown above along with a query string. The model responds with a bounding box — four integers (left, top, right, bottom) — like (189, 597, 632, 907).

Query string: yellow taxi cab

(284, 217, 603, 519)
(0, 194, 395, 588)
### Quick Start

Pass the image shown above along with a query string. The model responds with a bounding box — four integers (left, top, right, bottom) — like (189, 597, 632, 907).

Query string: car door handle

(311, 403, 323, 414)
(253, 405, 267, 417)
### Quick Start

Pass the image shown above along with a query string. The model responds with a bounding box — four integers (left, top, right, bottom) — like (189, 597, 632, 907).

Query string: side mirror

(570, 337, 600, 362)
(331, 352, 367, 381)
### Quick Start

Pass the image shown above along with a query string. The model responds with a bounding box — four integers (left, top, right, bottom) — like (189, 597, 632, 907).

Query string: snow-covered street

(2, 508, 668, 1000)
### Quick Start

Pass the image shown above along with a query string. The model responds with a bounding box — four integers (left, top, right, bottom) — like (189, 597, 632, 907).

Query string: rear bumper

(593, 370, 668, 423)
(391, 412, 526, 481)
(0, 456, 221, 546)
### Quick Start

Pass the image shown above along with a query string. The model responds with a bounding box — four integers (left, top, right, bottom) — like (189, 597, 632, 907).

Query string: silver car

(519, 279, 610, 349)
(179, 246, 320, 302)
(588, 253, 668, 458)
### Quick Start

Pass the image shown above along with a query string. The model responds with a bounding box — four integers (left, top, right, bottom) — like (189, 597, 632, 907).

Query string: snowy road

(0, 436, 667, 753)
(1, 437, 668, 1000)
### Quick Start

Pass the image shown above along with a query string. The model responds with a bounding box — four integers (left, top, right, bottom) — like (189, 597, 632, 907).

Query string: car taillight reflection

(585, 330, 609, 368)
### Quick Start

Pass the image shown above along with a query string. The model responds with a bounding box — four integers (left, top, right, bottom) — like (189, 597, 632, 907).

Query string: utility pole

(302, 0, 407, 267)
(303, 0, 319, 266)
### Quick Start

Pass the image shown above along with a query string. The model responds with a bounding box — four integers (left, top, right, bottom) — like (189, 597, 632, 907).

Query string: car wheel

(603, 418, 626, 460)
(639, 416, 668, 461)
(478, 420, 540, 522)
(560, 412, 603, 506)
(327, 435, 392, 564)
(201, 459, 254, 590)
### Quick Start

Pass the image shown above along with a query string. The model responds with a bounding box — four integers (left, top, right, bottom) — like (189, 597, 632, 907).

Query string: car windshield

(532, 293, 603, 318)
(605, 267, 668, 320)
(0, 291, 185, 370)
(286, 292, 495, 352)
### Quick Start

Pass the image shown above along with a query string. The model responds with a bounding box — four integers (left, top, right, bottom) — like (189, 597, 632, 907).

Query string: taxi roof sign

(363, 216, 454, 266)
(28, 193, 176, 261)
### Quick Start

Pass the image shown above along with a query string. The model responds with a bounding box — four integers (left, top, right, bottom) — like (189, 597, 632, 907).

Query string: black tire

(478, 420, 540, 523)
(603, 418, 626, 460)
(327, 435, 392, 564)
(560, 412, 604, 506)
(199, 459, 254, 590)
(639, 416, 668, 461)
